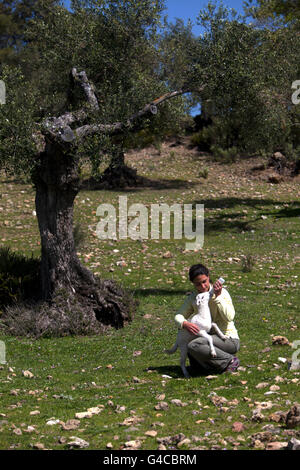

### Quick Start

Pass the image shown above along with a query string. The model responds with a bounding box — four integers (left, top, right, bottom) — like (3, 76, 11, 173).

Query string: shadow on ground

(146, 365, 214, 379)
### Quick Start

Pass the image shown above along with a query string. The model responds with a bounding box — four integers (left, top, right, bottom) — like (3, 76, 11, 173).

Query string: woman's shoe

(225, 356, 240, 373)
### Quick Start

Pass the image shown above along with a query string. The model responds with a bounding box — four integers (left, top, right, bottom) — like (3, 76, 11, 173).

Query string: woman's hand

(213, 279, 223, 297)
(183, 321, 200, 335)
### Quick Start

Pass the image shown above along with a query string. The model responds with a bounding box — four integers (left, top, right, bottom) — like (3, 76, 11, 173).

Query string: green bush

(0, 247, 40, 313)
(211, 145, 239, 163)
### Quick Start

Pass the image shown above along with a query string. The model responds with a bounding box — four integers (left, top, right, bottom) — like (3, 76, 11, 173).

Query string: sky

(64, 1, 249, 27)
(165, 0, 248, 34)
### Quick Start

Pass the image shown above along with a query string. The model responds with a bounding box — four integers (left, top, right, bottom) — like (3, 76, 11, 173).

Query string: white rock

(22, 370, 34, 378)
(87, 407, 103, 415)
(46, 419, 60, 426)
(75, 411, 93, 419)
(67, 437, 89, 448)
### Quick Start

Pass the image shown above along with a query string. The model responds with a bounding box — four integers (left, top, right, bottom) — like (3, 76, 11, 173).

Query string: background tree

(0, 0, 60, 67)
(160, 2, 299, 159)
(245, 0, 300, 26)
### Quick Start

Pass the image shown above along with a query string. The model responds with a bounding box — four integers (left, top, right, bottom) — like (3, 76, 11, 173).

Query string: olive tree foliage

(0, 0, 60, 66)
(244, 0, 300, 157)
(245, 0, 300, 26)
(0, 0, 186, 177)
(161, 1, 300, 155)
(196, 2, 299, 154)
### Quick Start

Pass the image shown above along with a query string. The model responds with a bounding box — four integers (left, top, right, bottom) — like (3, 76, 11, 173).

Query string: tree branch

(41, 68, 205, 143)
(71, 67, 99, 111)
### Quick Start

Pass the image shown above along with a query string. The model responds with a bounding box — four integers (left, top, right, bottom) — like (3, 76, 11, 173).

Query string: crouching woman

(175, 264, 240, 374)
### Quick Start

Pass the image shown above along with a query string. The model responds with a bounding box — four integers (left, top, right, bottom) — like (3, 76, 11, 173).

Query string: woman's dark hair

(189, 264, 210, 282)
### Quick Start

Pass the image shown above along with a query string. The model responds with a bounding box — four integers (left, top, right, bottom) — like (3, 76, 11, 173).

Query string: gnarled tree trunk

(34, 139, 83, 299)
(32, 136, 132, 330)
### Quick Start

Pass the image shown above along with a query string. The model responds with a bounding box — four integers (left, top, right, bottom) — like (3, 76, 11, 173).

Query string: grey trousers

(187, 335, 240, 373)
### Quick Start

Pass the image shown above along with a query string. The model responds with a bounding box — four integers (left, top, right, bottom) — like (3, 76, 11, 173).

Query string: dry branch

(41, 68, 204, 143)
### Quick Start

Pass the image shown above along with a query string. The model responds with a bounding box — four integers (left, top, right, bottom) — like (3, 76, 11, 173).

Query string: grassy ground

(0, 138, 299, 450)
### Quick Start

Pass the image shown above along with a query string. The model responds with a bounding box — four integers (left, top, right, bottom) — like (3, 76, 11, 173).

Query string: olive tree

(0, 0, 192, 334)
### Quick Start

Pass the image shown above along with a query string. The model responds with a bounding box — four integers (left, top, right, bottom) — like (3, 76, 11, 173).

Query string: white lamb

(164, 278, 227, 378)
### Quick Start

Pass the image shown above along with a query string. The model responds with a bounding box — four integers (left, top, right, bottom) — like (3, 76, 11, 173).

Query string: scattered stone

(75, 411, 93, 419)
(154, 402, 169, 411)
(209, 393, 228, 407)
(171, 399, 187, 407)
(232, 422, 244, 433)
(157, 433, 185, 447)
(12, 427, 22, 435)
(256, 382, 269, 389)
(124, 440, 142, 449)
(272, 336, 291, 346)
(145, 430, 157, 438)
(251, 407, 265, 422)
(278, 357, 287, 364)
(265, 441, 288, 450)
(287, 437, 300, 450)
(32, 443, 46, 450)
(24, 425, 36, 433)
(253, 439, 265, 450)
(285, 404, 300, 428)
(120, 416, 144, 426)
(250, 431, 274, 448)
(177, 438, 191, 448)
(156, 394, 165, 401)
(61, 419, 81, 431)
(254, 401, 274, 410)
(87, 406, 103, 415)
(22, 370, 34, 378)
(46, 418, 60, 426)
(270, 385, 280, 392)
(67, 436, 89, 449)
(157, 443, 167, 450)
(269, 411, 287, 423)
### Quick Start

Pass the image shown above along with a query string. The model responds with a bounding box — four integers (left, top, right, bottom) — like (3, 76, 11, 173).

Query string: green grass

(0, 142, 299, 450)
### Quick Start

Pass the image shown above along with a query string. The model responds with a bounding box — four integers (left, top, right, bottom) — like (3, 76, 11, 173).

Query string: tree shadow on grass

(193, 197, 291, 210)
(82, 176, 198, 192)
(204, 213, 259, 234)
(273, 206, 300, 218)
(130, 288, 190, 298)
(146, 365, 209, 379)
(192, 197, 297, 234)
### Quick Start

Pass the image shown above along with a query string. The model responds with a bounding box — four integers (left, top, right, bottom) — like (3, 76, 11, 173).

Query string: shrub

(241, 254, 256, 273)
(0, 247, 40, 313)
(0, 290, 104, 338)
(211, 145, 239, 163)
(198, 167, 209, 179)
